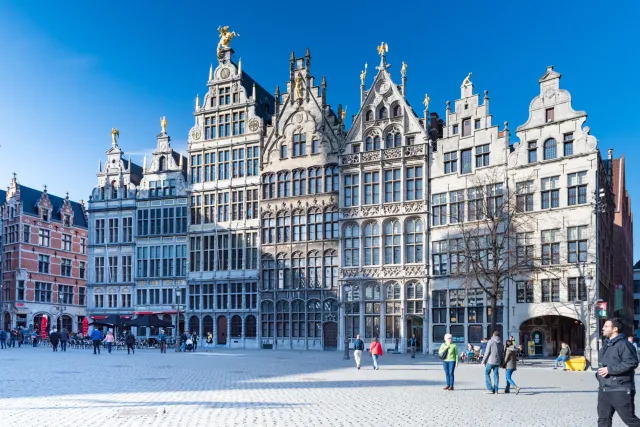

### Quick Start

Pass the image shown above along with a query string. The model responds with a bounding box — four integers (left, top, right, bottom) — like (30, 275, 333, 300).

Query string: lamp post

(173, 286, 185, 352)
(57, 293, 67, 332)
(584, 273, 594, 368)
(341, 284, 352, 360)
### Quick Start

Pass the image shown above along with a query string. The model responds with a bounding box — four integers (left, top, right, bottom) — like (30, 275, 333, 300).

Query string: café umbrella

(82, 317, 89, 335)
(40, 316, 48, 339)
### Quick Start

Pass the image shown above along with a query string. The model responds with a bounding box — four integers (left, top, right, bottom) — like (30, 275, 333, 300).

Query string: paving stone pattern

(0, 346, 635, 426)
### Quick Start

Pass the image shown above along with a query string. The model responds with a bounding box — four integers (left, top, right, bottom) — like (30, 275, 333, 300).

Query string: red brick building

(611, 154, 634, 329)
(1, 176, 88, 334)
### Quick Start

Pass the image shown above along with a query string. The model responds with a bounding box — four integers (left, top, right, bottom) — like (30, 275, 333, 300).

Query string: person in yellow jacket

(439, 334, 459, 391)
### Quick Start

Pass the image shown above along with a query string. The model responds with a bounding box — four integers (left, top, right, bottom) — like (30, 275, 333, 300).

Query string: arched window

(111, 181, 118, 199)
(277, 253, 290, 289)
(324, 207, 338, 239)
(374, 136, 381, 150)
(308, 208, 323, 241)
(276, 300, 289, 337)
(405, 218, 424, 263)
(261, 301, 274, 337)
(365, 110, 373, 121)
(245, 315, 257, 338)
(292, 252, 306, 288)
(343, 224, 360, 267)
(203, 315, 214, 335)
(293, 169, 306, 196)
(323, 249, 338, 289)
(323, 299, 339, 322)
(262, 174, 275, 199)
(393, 105, 402, 117)
(231, 315, 242, 338)
(261, 255, 275, 290)
(159, 156, 166, 172)
(276, 212, 290, 243)
(384, 220, 401, 264)
(544, 138, 557, 160)
(280, 144, 288, 159)
(292, 300, 305, 337)
(386, 134, 394, 149)
(261, 213, 275, 244)
(363, 222, 380, 266)
(292, 210, 306, 242)
(307, 299, 322, 338)
(394, 133, 402, 147)
(308, 250, 321, 288)
(277, 171, 291, 197)
(188, 315, 199, 334)
(308, 167, 322, 194)
(379, 107, 388, 120)
(324, 165, 338, 192)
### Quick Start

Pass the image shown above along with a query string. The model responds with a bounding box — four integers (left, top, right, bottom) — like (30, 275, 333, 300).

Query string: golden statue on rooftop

(401, 61, 407, 78)
(160, 116, 167, 134)
(461, 72, 473, 88)
(377, 42, 388, 57)
(217, 26, 239, 57)
(110, 128, 119, 145)
(360, 63, 368, 85)
(423, 94, 430, 110)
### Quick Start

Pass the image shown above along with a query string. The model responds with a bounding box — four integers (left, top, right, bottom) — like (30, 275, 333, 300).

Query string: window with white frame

(567, 225, 588, 263)
(444, 151, 457, 174)
(363, 222, 380, 266)
(383, 220, 401, 265)
(406, 166, 423, 200)
(475, 144, 490, 167)
(364, 171, 380, 205)
(567, 171, 588, 205)
(384, 168, 401, 203)
(449, 190, 465, 223)
(541, 176, 560, 209)
(405, 218, 423, 263)
(432, 193, 447, 226)
(541, 229, 560, 265)
(343, 224, 360, 267)
(516, 181, 535, 212)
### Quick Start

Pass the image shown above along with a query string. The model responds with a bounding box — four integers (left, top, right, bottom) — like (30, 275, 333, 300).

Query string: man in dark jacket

(596, 317, 640, 426)
(49, 329, 60, 352)
(125, 331, 136, 355)
(0, 329, 7, 349)
(482, 331, 504, 394)
(90, 328, 103, 354)
(60, 328, 69, 352)
(353, 334, 365, 369)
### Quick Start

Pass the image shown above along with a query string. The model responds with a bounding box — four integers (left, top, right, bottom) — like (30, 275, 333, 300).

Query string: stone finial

(484, 89, 489, 99)
(209, 64, 213, 81)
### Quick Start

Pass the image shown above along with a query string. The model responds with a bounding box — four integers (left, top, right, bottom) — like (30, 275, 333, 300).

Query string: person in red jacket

(369, 337, 383, 370)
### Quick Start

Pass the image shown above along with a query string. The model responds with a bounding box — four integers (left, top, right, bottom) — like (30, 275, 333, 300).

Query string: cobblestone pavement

(0, 346, 635, 427)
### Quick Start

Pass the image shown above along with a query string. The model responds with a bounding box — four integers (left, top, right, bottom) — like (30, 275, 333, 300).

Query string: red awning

(91, 316, 107, 320)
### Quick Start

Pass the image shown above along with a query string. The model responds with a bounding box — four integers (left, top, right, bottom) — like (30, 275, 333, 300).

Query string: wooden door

(217, 316, 227, 345)
(323, 322, 337, 350)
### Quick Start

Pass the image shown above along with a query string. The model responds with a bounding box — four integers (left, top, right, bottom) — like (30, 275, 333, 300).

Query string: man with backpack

(353, 334, 365, 370)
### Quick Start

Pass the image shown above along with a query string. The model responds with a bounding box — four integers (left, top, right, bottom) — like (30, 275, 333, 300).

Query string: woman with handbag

(439, 334, 459, 391)
(502, 339, 520, 394)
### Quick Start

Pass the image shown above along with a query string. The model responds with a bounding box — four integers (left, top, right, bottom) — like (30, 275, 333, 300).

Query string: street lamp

(584, 273, 594, 368)
(57, 293, 67, 331)
(173, 286, 185, 352)
(341, 284, 352, 360)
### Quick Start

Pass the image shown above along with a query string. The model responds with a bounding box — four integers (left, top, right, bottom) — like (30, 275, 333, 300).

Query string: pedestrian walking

(482, 331, 504, 394)
(596, 317, 640, 427)
(32, 330, 39, 347)
(409, 334, 417, 358)
(9, 329, 17, 348)
(158, 329, 167, 353)
(60, 328, 69, 352)
(369, 337, 383, 370)
(553, 342, 571, 370)
(191, 331, 198, 351)
(353, 334, 365, 369)
(17, 329, 23, 348)
(479, 337, 488, 358)
(0, 329, 7, 349)
(104, 330, 115, 354)
(90, 328, 103, 354)
(439, 333, 459, 391)
(49, 329, 60, 352)
(125, 330, 136, 354)
(502, 339, 520, 394)
(180, 331, 188, 352)
(627, 336, 638, 352)
(205, 332, 213, 351)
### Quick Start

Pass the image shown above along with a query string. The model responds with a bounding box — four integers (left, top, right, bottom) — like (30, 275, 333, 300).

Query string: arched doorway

(3, 312, 11, 331)
(217, 316, 227, 345)
(323, 322, 338, 350)
(520, 315, 585, 357)
(230, 315, 242, 338)
(203, 316, 213, 335)
(188, 315, 199, 335)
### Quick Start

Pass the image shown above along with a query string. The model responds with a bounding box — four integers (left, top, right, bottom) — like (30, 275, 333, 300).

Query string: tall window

(528, 141, 537, 163)
(217, 192, 229, 222)
(467, 187, 484, 221)
(292, 300, 305, 337)
(23, 225, 30, 243)
(38, 255, 50, 274)
(432, 240, 448, 275)
(280, 144, 288, 159)
(292, 253, 305, 288)
(383, 220, 401, 264)
(343, 224, 360, 267)
(262, 256, 275, 290)
(204, 117, 216, 140)
(444, 151, 457, 174)
(218, 150, 230, 180)
(563, 133, 574, 156)
(543, 138, 557, 160)
(276, 212, 290, 243)
(462, 118, 471, 137)
(516, 281, 534, 303)
(108, 218, 119, 243)
(475, 144, 490, 167)
(61, 259, 72, 277)
(323, 250, 338, 289)
(405, 218, 423, 263)
(311, 139, 320, 154)
(308, 168, 322, 194)
(39, 228, 51, 247)
(541, 229, 560, 265)
(262, 214, 275, 244)
(384, 168, 401, 202)
(516, 232, 534, 267)
(277, 172, 291, 198)
(276, 301, 289, 338)
(568, 277, 587, 302)
(541, 279, 560, 302)
(406, 283, 424, 314)
(247, 146, 259, 176)
(343, 173, 359, 207)
(94, 219, 105, 244)
(262, 174, 275, 199)
(307, 300, 322, 338)
(79, 261, 86, 279)
(432, 290, 447, 341)
(406, 166, 423, 200)
(232, 148, 244, 178)
(95, 257, 105, 282)
(545, 108, 554, 122)
(385, 283, 402, 339)
(293, 134, 306, 156)
(449, 190, 465, 223)
(58, 285, 73, 304)
(364, 284, 381, 338)
(325, 166, 339, 192)
(363, 222, 380, 266)
(231, 191, 244, 220)
(568, 171, 588, 205)
(261, 301, 274, 337)
(364, 171, 380, 204)
(62, 234, 72, 251)
(365, 136, 381, 151)
(378, 107, 388, 120)
(541, 176, 560, 209)
(308, 208, 323, 241)
(292, 169, 306, 196)
(308, 251, 322, 288)
(292, 210, 306, 242)
(461, 149, 472, 174)
(122, 255, 132, 281)
(516, 181, 534, 212)
(122, 217, 133, 242)
(432, 193, 447, 226)
(568, 225, 588, 263)
(324, 208, 339, 240)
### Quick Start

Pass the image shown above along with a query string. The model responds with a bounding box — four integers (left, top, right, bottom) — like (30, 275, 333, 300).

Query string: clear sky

(1, 1, 638, 256)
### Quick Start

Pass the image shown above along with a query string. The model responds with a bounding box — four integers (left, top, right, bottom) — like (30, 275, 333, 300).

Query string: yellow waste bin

(565, 356, 586, 371)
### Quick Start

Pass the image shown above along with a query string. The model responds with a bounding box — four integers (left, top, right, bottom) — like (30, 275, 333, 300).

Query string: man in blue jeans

(553, 342, 571, 370)
(482, 331, 504, 394)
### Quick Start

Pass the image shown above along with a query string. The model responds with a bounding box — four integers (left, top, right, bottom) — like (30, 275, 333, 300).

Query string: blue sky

(1, 1, 639, 256)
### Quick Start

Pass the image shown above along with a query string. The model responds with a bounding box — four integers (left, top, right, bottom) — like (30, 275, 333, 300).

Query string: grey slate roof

(634, 260, 640, 270)
(9, 185, 88, 229)
(0, 189, 6, 205)
(240, 70, 275, 120)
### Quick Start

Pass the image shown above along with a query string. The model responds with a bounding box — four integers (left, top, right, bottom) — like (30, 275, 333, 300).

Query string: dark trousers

(193, 340, 197, 351)
(93, 340, 101, 354)
(60, 341, 67, 351)
(52, 342, 58, 351)
(160, 342, 166, 353)
(0, 339, 5, 349)
(127, 343, 135, 354)
(9, 338, 15, 348)
(598, 389, 640, 426)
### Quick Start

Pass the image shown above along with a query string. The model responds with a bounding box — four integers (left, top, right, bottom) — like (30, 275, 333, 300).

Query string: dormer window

(365, 110, 373, 121)
(378, 107, 388, 120)
(545, 108, 554, 122)
(452, 124, 459, 135)
(63, 214, 71, 227)
(111, 181, 118, 199)
(393, 105, 402, 117)
(159, 156, 166, 172)
(218, 87, 231, 105)
(475, 119, 481, 130)
(41, 208, 49, 222)
(462, 118, 471, 137)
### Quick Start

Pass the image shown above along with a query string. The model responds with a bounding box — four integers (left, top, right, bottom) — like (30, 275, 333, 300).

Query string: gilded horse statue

(217, 26, 239, 57)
